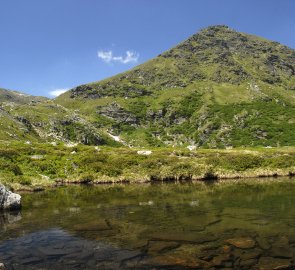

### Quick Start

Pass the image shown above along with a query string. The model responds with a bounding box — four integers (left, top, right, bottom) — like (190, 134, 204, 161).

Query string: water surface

(1, 178, 295, 269)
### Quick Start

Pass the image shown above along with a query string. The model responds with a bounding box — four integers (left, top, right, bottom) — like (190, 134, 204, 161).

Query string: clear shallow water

(1, 178, 295, 269)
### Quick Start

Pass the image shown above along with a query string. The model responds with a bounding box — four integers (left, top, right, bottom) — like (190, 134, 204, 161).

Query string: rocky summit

(2, 25, 295, 148)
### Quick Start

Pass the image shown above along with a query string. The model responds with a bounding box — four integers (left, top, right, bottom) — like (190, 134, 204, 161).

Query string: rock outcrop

(0, 184, 21, 210)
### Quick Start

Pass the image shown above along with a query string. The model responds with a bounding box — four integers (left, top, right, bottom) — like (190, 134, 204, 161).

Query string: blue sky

(0, 0, 294, 97)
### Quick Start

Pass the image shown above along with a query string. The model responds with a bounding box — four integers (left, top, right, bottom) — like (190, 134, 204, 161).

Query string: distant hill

(0, 88, 114, 145)
(0, 88, 47, 104)
(55, 25, 295, 147)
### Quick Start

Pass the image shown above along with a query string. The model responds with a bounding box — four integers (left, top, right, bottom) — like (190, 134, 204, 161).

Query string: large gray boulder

(0, 184, 21, 210)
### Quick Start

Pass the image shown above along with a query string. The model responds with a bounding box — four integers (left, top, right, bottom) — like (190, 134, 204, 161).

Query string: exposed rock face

(97, 102, 138, 125)
(0, 184, 21, 210)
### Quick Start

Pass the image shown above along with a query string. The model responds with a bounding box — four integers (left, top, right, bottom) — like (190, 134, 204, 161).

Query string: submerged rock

(143, 254, 210, 269)
(256, 257, 291, 270)
(225, 237, 256, 249)
(147, 241, 180, 254)
(0, 184, 21, 210)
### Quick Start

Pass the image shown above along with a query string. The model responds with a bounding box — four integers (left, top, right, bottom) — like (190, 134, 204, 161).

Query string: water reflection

(0, 178, 295, 269)
(0, 211, 21, 228)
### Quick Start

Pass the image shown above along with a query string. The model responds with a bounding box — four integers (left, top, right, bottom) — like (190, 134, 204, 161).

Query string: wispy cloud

(49, 88, 68, 97)
(97, 50, 139, 64)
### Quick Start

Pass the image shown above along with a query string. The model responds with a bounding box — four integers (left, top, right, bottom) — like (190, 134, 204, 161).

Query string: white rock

(0, 184, 21, 210)
(187, 145, 196, 151)
(137, 150, 152, 155)
(65, 142, 78, 148)
(30, 155, 44, 160)
(39, 174, 50, 180)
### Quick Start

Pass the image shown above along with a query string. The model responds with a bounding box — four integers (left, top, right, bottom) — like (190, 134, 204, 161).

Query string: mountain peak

(200, 24, 231, 32)
(190, 25, 236, 40)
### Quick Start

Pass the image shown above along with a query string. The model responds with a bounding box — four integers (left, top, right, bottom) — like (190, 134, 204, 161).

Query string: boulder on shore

(0, 184, 21, 210)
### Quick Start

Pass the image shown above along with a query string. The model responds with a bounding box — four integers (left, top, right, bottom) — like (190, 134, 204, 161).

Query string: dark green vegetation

(1, 181, 295, 269)
(0, 141, 294, 191)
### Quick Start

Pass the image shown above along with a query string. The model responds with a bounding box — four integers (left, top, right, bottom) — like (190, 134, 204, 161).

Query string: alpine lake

(1, 178, 295, 270)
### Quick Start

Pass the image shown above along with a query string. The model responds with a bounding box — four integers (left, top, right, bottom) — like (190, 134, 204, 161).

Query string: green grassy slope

(56, 25, 295, 148)
(0, 88, 117, 145)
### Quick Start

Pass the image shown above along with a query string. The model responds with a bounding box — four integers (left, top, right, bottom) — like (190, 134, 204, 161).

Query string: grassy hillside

(0, 88, 117, 145)
(56, 25, 295, 148)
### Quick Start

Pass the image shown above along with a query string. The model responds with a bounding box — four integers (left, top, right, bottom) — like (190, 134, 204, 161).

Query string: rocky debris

(0, 263, 6, 270)
(0, 184, 21, 210)
(137, 150, 152, 155)
(225, 237, 256, 249)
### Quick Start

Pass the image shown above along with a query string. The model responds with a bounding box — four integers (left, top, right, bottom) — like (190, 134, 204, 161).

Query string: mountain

(0, 88, 47, 104)
(55, 25, 295, 148)
(1, 26, 294, 147)
(0, 88, 116, 145)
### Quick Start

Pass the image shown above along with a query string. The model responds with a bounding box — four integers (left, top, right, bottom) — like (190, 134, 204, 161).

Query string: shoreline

(11, 173, 295, 193)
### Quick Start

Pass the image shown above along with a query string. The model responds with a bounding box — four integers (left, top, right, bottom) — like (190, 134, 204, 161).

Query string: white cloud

(49, 88, 68, 97)
(97, 50, 139, 64)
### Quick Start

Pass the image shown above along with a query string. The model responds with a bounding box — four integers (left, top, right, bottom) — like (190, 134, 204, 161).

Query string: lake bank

(0, 142, 294, 191)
